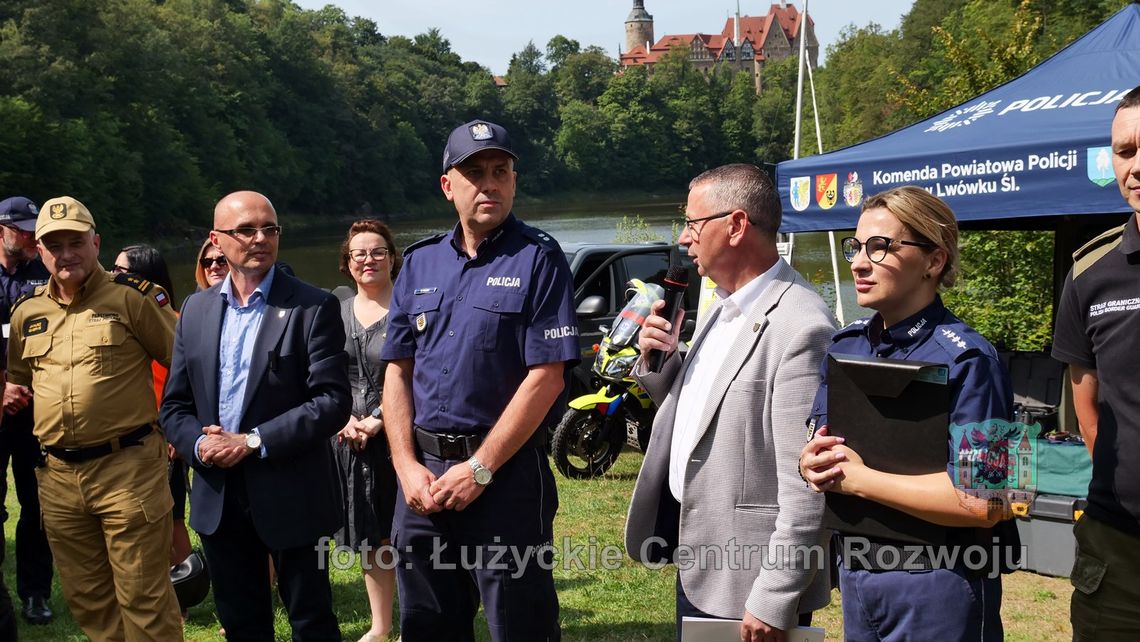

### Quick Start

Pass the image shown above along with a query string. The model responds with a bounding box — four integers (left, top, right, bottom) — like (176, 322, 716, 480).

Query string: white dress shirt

(668, 259, 784, 501)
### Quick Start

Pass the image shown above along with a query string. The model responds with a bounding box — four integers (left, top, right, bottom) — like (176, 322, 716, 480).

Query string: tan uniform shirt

(6, 267, 176, 448)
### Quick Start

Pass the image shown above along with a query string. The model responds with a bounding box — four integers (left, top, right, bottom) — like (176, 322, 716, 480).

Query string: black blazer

(161, 271, 351, 549)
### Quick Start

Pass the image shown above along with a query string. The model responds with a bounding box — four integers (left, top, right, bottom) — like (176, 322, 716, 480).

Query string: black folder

(823, 353, 950, 545)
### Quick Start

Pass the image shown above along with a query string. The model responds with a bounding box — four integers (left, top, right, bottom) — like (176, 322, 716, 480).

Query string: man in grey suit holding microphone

(626, 164, 835, 642)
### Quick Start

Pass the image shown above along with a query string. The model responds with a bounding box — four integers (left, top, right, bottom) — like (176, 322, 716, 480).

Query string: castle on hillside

(619, 1, 818, 93)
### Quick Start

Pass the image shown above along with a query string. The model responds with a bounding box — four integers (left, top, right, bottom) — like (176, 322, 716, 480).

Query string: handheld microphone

(646, 248, 689, 373)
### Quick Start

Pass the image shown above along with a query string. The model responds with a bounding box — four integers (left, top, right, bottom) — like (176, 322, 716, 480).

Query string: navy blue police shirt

(381, 214, 580, 433)
(809, 296, 1014, 455)
(1, 257, 50, 362)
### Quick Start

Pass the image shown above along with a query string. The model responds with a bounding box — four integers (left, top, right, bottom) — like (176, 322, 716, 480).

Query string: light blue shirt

(217, 266, 275, 434)
(195, 266, 276, 463)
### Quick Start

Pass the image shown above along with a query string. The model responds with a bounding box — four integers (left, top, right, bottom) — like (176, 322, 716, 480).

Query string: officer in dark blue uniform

(0, 196, 53, 626)
(381, 120, 578, 642)
(800, 186, 1015, 641)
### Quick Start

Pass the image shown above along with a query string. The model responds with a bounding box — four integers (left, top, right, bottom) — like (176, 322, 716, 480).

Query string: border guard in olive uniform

(5, 196, 182, 641)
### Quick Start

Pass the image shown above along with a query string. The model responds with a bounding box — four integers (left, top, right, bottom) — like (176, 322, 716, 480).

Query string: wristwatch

(371, 406, 383, 420)
(468, 457, 493, 486)
(245, 432, 262, 451)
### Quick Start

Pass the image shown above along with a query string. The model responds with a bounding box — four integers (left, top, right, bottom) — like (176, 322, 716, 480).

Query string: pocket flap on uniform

(1070, 551, 1107, 595)
(409, 290, 443, 314)
(83, 323, 127, 347)
(22, 335, 52, 359)
(471, 289, 525, 314)
(727, 378, 766, 393)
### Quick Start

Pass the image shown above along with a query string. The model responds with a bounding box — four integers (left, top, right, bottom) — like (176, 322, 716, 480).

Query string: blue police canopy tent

(777, 3, 1140, 233)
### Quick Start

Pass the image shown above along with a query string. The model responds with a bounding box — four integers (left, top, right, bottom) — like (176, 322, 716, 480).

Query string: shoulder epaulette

(1072, 223, 1125, 279)
(113, 272, 154, 295)
(403, 232, 446, 256)
(9, 289, 41, 314)
(933, 326, 983, 362)
(834, 317, 871, 338)
(518, 224, 561, 252)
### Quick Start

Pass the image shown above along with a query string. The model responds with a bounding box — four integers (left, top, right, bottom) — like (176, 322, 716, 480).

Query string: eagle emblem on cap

(470, 123, 492, 141)
(50, 203, 67, 219)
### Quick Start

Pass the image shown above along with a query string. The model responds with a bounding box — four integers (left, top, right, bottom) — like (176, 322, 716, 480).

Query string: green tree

(815, 24, 899, 150)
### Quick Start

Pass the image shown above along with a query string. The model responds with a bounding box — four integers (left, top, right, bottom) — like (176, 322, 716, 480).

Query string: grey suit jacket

(625, 260, 835, 629)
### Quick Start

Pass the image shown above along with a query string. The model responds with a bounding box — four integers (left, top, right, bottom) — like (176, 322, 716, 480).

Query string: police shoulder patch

(403, 232, 446, 256)
(112, 272, 154, 295)
(1072, 223, 1125, 280)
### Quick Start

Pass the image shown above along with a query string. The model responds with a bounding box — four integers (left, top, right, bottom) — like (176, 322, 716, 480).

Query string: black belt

(414, 426, 545, 461)
(415, 427, 485, 460)
(44, 424, 154, 463)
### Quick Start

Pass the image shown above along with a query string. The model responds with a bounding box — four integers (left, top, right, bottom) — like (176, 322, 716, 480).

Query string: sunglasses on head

(199, 256, 228, 269)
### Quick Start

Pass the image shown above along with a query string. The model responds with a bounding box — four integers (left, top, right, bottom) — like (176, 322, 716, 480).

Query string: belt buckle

(440, 434, 472, 460)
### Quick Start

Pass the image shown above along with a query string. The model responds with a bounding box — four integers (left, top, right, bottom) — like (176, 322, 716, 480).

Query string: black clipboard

(824, 353, 950, 545)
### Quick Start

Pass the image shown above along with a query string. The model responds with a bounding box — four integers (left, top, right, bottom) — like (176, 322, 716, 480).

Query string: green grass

(5, 452, 1073, 640)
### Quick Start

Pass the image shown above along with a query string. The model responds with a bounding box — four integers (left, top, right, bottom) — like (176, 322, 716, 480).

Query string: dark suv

(563, 242, 701, 398)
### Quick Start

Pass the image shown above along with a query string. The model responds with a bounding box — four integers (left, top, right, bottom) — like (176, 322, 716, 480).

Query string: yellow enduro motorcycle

(552, 279, 662, 479)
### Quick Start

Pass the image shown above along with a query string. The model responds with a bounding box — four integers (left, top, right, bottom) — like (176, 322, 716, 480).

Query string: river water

(161, 195, 870, 323)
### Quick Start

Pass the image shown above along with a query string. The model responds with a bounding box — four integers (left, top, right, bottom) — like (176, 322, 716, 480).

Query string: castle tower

(625, 0, 654, 53)
(1017, 431, 1034, 489)
(957, 434, 973, 489)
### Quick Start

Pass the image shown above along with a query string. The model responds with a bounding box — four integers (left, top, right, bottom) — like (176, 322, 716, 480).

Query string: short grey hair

(688, 164, 781, 237)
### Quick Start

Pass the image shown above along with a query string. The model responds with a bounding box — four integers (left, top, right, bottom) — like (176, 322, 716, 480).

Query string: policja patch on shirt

(416, 312, 427, 333)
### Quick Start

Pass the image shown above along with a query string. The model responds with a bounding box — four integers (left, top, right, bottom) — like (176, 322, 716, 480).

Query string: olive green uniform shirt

(6, 267, 176, 448)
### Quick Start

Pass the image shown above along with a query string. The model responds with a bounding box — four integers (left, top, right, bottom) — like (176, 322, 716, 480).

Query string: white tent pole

(792, 0, 807, 161)
(805, 50, 846, 325)
(784, 0, 811, 272)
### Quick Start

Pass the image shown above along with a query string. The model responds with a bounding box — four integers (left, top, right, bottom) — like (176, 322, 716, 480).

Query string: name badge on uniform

(415, 312, 427, 333)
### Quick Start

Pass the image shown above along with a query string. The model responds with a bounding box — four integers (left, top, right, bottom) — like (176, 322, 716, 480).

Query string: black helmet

(170, 550, 210, 610)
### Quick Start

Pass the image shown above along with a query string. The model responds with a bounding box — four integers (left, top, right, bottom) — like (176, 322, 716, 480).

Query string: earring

(923, 273, 932, 280)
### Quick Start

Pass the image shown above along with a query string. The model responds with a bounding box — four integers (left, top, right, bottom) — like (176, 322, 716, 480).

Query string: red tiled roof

(719, 4, 814, 44)
(651, 34, 698, 52)
(623, 3, 814, 67)
(619, 43, 661, 65)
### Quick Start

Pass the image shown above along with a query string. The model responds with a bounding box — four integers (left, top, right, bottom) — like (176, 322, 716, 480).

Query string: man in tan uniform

(6, 196, 181, 641)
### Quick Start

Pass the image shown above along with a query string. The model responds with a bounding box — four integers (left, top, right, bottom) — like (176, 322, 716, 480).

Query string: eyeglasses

(111, 264, 131, 274)
(841, 235, 936, 263)
(199, 255, 228, 269)
(348, 247, 391, 263)
(682, 210, 736, 241)
(214, 225, 282, 241)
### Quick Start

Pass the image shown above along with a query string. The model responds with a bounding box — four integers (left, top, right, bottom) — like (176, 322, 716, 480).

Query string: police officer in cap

(381, 120, 579, 641)
(6, 196, 182, 641)
(0, 196, 54, 625)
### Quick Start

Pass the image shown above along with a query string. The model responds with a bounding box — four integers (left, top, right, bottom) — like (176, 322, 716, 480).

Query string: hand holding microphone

(643, 249, 689, 373)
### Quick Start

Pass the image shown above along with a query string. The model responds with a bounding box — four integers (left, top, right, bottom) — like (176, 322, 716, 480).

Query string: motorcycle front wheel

(551, 407, 626, 479)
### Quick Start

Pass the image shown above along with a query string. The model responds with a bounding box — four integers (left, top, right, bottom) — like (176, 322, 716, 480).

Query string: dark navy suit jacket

(161, 271, 350, 550)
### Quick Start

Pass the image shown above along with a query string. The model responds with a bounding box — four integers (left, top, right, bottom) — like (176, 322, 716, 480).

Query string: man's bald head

(210, 191, 280, 280)
(214, 191, 276, 229)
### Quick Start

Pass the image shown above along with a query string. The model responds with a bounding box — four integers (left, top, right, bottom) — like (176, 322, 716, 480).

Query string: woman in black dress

(333, 220, 401, 642)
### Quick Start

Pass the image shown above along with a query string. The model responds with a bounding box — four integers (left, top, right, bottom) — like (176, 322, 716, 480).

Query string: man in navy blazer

(161, 191, 350, 641)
